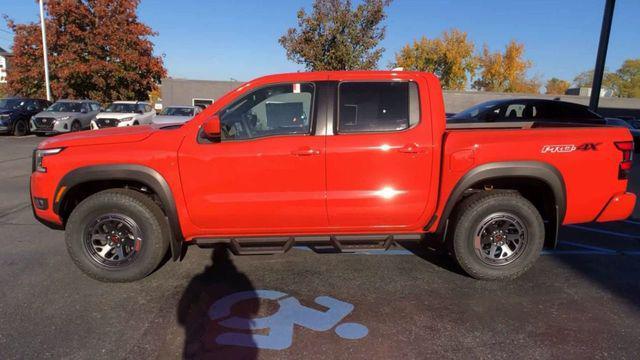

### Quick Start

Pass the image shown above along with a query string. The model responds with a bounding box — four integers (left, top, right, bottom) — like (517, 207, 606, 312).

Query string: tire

(13, 119, 28, 136)
(451, 191, 544, 280)
(65, 188, 170, 282)
(70, 120, 81, 132)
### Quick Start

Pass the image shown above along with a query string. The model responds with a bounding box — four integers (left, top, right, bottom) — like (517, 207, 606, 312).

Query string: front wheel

(451, 191, 544, 280)
(13, 119, 28, 136)
(70, 120, 81, 132)
(65, 189, 170, 282)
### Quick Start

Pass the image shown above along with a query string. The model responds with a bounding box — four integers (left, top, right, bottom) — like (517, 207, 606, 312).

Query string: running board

(194, 234, 423, 255)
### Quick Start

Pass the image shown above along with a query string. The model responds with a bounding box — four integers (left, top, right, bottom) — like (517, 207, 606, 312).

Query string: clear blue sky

(0, 0, 638, 84)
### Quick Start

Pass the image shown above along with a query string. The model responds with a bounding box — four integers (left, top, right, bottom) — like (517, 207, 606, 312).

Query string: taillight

(615, 141, 634, 179)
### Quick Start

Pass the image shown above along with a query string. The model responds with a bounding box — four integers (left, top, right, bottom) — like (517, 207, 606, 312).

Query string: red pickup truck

(30, 71, 636, 282)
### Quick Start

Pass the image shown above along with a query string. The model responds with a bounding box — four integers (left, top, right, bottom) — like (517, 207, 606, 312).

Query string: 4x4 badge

(541, 143, 601, 153)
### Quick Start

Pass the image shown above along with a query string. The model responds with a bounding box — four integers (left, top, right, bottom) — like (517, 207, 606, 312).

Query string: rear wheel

(13, 119, 28, 136)
(65, 189, 170, 282)
(451, 191, 544, 280)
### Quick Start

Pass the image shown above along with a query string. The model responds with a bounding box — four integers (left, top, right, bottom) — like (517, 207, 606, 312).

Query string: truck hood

(37, 124, 156, 149)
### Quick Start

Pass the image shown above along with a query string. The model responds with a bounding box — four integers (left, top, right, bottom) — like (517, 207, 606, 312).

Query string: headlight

(0, 114, 9, 120)
(33, 148, 63, 173)
(120, 117, 133, 122)
(58, 116, 70, 121)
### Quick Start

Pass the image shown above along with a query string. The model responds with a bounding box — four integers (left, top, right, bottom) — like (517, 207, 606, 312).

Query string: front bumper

(30, 119, 72, 134)
(596, 192, 637, 222)
(30, 171, 64, 229)
(0, 125, 10, 133)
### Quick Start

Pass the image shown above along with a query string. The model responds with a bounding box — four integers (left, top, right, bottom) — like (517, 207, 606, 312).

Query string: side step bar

(194, 234, 424, 255)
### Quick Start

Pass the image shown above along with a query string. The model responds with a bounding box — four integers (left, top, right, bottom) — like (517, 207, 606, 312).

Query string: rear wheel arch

(55, 164, 184, 260)
(437, 161, 566, 248)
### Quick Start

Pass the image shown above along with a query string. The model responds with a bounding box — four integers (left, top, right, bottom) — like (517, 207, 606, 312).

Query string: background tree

(393, 29, 476, 90)
(473, 40, 540, 93)
(545, 77, 571, 95)
(5, 0, 166, 103)
(572, 69, 618, 93)
(0, 83, 7, 98)
(612, 58, 640, 98)
(279, 0, 391, 71)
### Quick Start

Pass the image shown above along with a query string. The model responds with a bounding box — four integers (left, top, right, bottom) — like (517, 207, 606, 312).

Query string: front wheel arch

(55, 165, 184, 260)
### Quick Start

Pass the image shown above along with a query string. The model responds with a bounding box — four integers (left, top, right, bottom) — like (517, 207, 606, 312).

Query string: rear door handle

(397, 143, 425, 154)
(291, 146, 320, 156)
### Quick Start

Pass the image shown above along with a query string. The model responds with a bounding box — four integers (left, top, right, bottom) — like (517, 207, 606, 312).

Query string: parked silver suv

(31, 99, 101, 135)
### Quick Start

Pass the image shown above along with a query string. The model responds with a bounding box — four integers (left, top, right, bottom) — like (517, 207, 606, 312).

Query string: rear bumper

(596, 192, 637, 222)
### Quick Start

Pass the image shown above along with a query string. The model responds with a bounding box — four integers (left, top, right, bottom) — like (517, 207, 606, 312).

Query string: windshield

(0, 99, 26, 110)
(160, 107, 194, 116)
(47, 102, 82, 112)
(104, 103, 137, 113)
(449, 100, 503, 120)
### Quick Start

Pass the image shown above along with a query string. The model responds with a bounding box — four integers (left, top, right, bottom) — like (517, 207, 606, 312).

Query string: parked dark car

(448, 98, 606, 125)
(606, 118, 640, 152)
(0, 97, 51, 136)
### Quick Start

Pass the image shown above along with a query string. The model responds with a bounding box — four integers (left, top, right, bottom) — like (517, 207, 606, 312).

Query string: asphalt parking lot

(1, 135, 639, 359)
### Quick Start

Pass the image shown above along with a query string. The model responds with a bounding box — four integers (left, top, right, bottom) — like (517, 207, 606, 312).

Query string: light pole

(39, 0, 52, 101)
(589, 0, 615, 111)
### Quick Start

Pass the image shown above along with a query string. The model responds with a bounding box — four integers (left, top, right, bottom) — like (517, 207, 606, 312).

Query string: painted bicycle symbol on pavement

(208, 290, 368, 350)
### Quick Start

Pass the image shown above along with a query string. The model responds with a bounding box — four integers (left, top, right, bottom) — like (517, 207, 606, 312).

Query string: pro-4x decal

(541, 143, 601, 153)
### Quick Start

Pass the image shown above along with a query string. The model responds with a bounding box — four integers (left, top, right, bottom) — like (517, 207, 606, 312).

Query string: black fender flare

(436, 161, 566, 245)
(54, 164, 184, 260)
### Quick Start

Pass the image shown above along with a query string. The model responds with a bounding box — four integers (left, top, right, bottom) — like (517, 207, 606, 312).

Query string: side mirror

(81, 108, 88, 114)
(202, 115, 221, 141)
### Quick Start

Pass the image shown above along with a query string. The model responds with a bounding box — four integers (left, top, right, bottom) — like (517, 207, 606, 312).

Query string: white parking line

(567, 225, 640, 239)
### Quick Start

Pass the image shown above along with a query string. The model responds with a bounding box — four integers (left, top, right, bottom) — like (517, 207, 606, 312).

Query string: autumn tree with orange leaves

(5, 0, 165, 103)
(393, 29, 477, 90)
(545, 78, 571, 95)
(473, 40, 540, 93)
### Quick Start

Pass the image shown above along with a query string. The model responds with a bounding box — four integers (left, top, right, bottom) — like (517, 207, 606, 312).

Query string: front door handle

(397, 143, 425, 154)
(291, 146, 320, 156)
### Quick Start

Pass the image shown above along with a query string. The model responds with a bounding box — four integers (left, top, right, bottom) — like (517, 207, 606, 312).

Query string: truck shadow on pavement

(177, 245, 259, 359)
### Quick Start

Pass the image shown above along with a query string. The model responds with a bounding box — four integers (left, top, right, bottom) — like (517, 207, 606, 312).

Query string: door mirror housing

(202, 115, 221, 142)
(81, 108, 88, 114)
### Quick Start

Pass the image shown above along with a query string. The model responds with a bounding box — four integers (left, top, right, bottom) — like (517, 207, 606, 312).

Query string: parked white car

(152, 105, 202, 125)
(90, 101, 155, 129)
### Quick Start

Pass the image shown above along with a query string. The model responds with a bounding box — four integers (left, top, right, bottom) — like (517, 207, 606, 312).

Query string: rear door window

(337, 82, 419, 133)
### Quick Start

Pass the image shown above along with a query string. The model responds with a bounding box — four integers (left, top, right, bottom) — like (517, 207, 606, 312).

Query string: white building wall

(0, 55, 7, 83)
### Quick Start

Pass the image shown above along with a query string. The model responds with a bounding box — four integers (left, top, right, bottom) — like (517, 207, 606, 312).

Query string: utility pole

(39, 0, 52, 101)
(589, 0, 615, 111)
